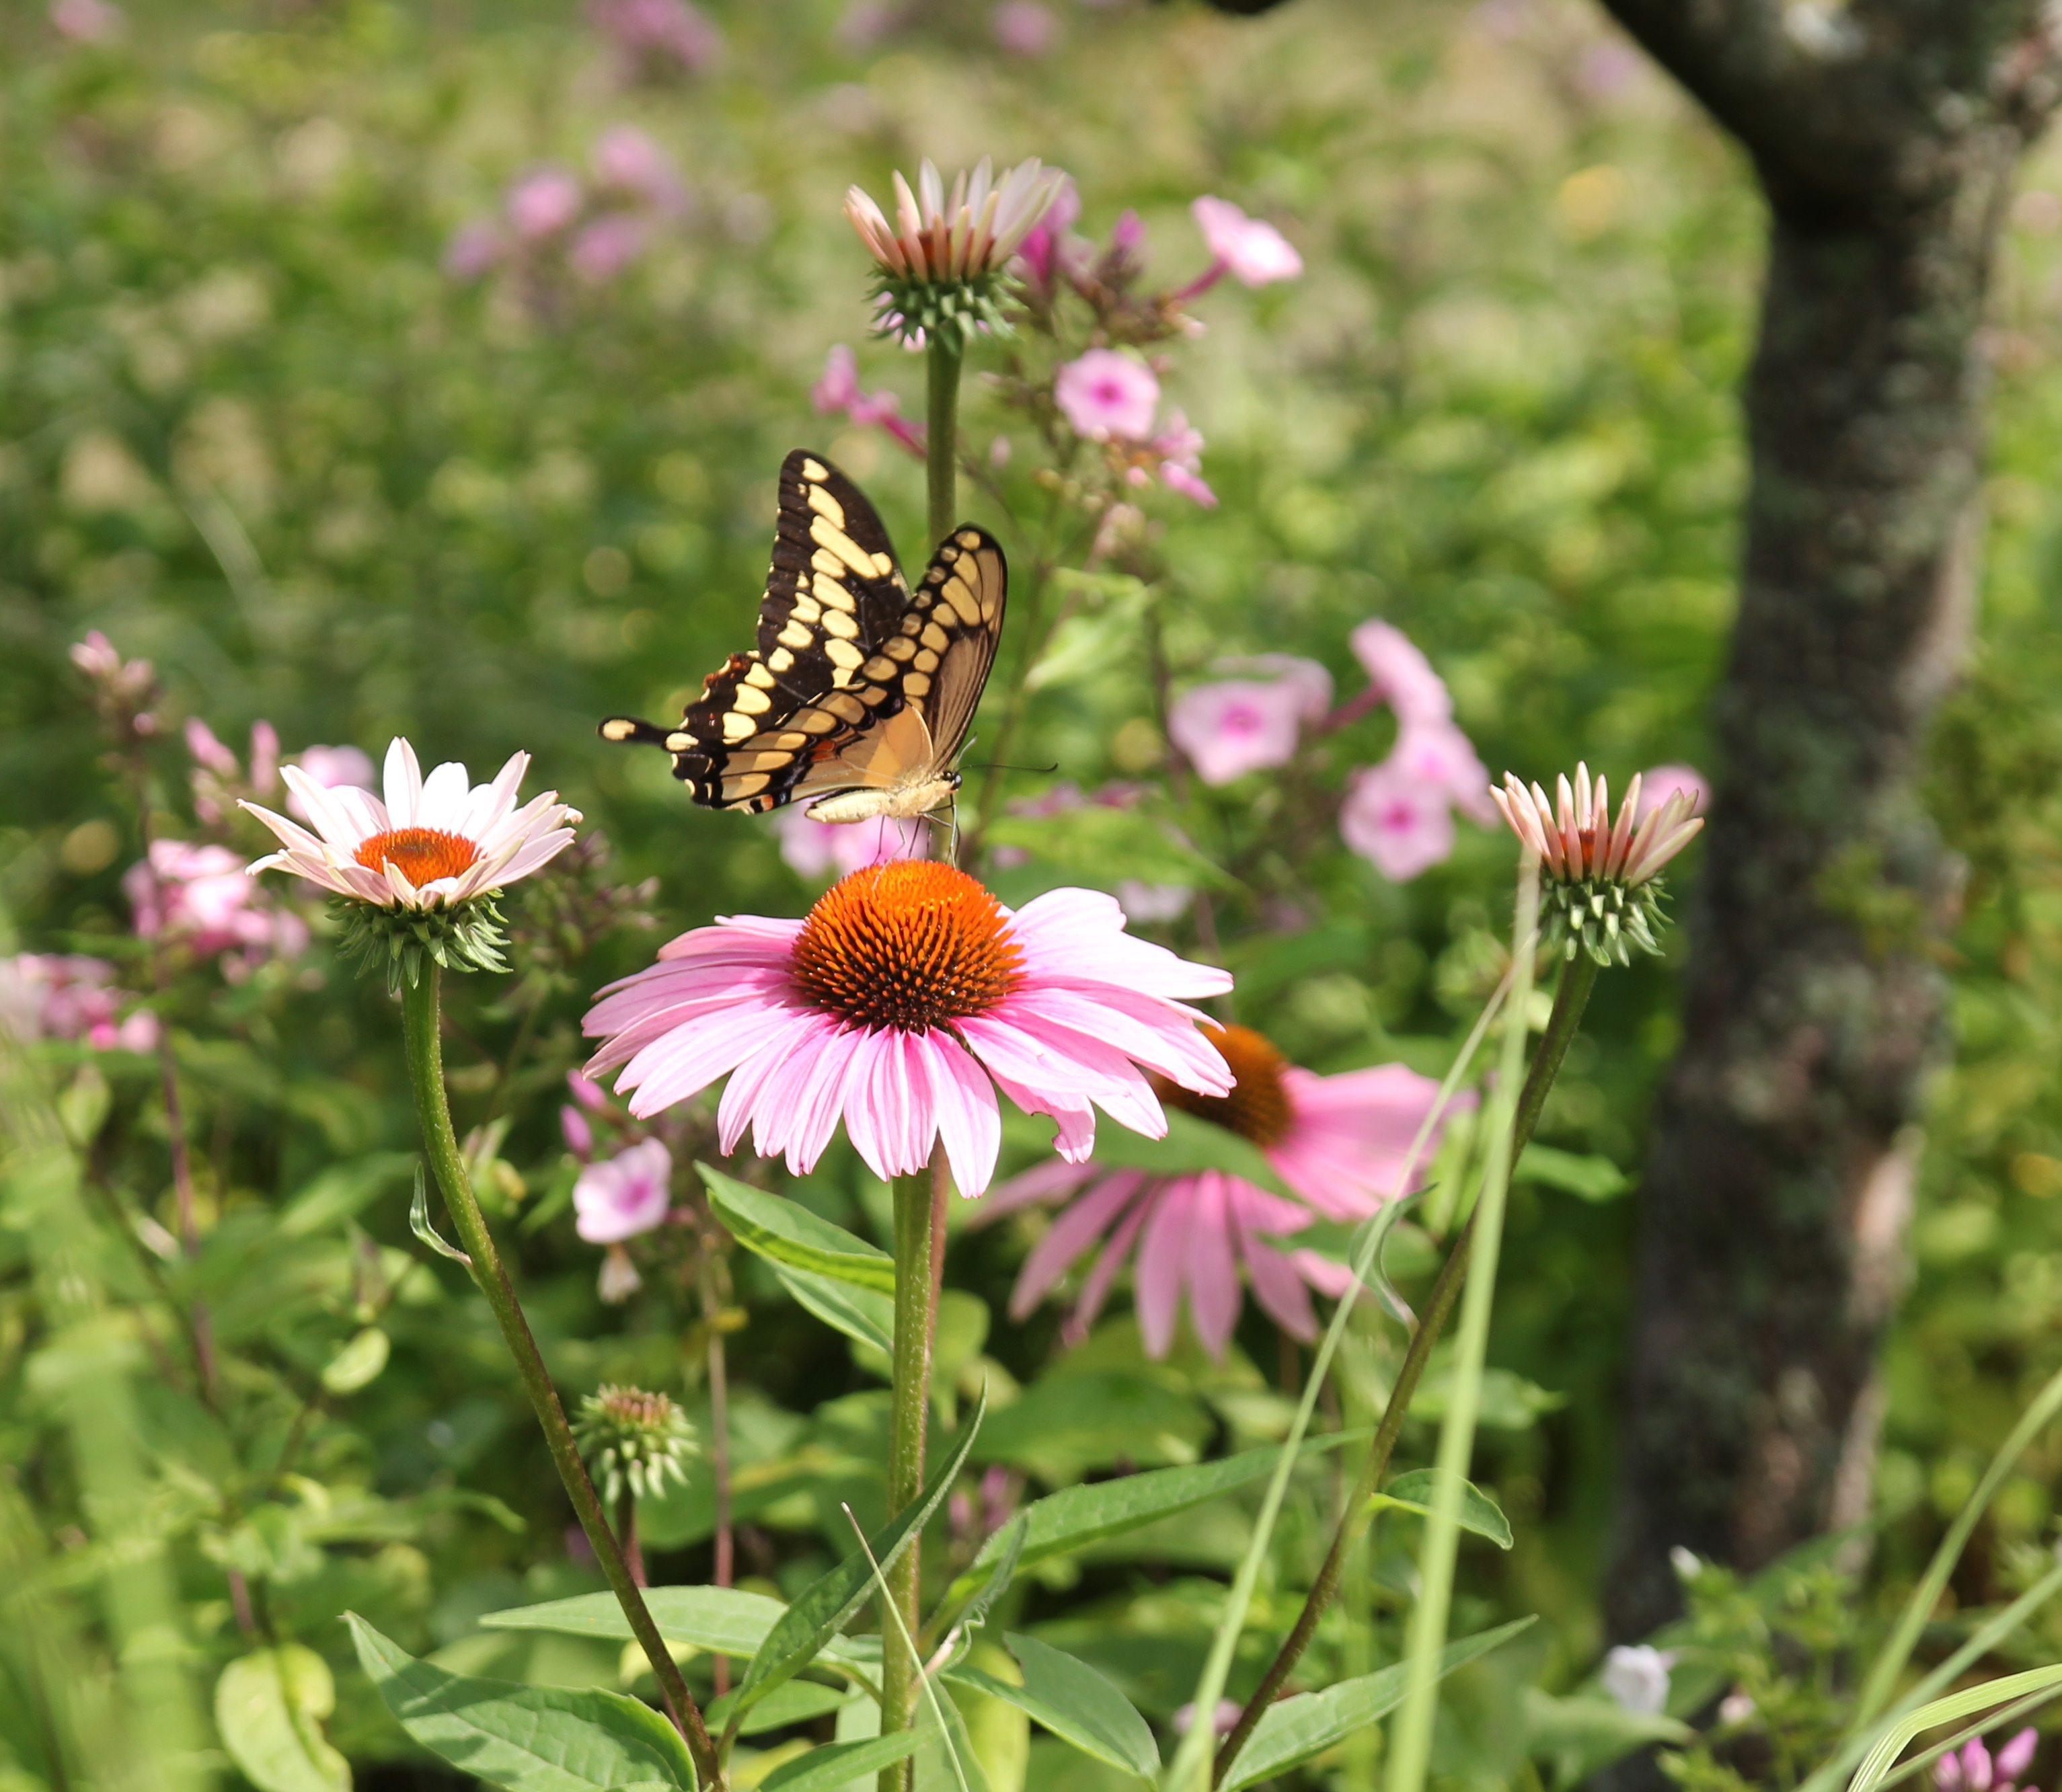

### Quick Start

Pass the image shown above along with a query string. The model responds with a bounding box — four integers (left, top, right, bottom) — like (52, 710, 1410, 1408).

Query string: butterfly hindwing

(599, 450, 1005, 816)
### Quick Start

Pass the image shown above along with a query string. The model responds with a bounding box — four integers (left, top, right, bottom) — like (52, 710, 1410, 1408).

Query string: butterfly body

(601, 451, 1005, 824)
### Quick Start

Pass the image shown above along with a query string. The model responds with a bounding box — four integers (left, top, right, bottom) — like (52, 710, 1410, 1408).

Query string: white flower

(844, 155, 1067, 284)
(242, 738, 580, 910)
(1601, 1644, 1674, 1717)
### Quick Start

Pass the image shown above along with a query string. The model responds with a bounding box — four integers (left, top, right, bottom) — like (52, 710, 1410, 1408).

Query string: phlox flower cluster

(0, 953, 157, 1053)
(558, 1070, 684, 1302)
(586, 0, 720, 81)
(126, 841, 307, 977)
(446, 125, 686, 293)
(69, 629, 157, 740)
(1168, 656, 1334, 786)
(810, 345, 927, 461)
(1051, 350, 1218, 509)
(977, 1023, 1463, 1358)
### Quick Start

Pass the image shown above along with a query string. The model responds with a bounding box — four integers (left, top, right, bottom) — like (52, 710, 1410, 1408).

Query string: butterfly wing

(910, 527, 1007, 769)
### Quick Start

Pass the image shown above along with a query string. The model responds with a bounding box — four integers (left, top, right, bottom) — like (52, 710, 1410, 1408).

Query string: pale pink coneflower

(1055, 348, 1160, 442)
(811, 345, 926, 459)
(1635, 762, 1709, 822)
(977, 1024, 1459, 1357)
(1490, 763, 1704, 964)
(584, 861, 1233, 1198)
(772, 804, 926, 881)
(1168, 656, 1332, 786)
(1938, 1731, 2038, 1792)
(1340, 759, 1457, 882)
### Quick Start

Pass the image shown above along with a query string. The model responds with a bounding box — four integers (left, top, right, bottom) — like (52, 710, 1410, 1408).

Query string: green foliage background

(7, 0, 2062, 1787)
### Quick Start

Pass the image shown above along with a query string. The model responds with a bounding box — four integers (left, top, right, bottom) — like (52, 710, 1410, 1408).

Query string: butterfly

(601, 450, 1007, 824)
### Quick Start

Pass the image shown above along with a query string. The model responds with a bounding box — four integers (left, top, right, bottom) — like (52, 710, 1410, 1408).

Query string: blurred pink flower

(1168, 658, 1330, 785)
(980, 1025, 1459, 1356)
(127, 841, 309, 970)
(1015, 176, 1081, 293)
(444, 221, 504, 281)
(567, 1068, 609, 1111)
(1055, 350, 1160, 442)
(507, 167, 584, 240)
(1386, 718, 1498, 824)
(1174, 1702, 1244, 1737)
(589, 0, 722, 75)
(561, 1103, 595, 1160)
(993, 1, 1058, 53)
(0, 954, 157, 1052)
(69, 629, 155, 713)
(1147, 410, 1217, 508)
(570, 214, 648, 282)
(591, 125, 684, 210)
(50, 0, 121, 42)
(584, 865, 1232, 1196)
(1636, 762, 1709, 822)
(1189, 196, 1303, 288)
(811, 345, 926, 458)
(284, 744, 376, 825)
(250, 721, 279, 796)
(1115, 882, 1192, 926)
(185, 718, 238, 777)
(1938, 1731, 2038, 1792)
(1350, 619, 1452, 726)
(574, 1137, 675, 1243)
(1340, 760, 1456, 880)
(773, 804, 927, 880)
(186, 718, 280, 824)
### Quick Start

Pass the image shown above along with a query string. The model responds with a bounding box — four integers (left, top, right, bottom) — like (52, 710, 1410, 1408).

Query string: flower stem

(880, 1153, 941, 1792)
(699, 1249, 735, 1699)
(400, 966, 721, 1789)
(1385, 856, 1541, 1792)
(927, 338, 963, 547)
(1212, 945, 1598, 1784)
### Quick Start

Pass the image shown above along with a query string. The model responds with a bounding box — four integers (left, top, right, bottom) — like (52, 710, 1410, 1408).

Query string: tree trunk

(1594, 2, 2061, 1636)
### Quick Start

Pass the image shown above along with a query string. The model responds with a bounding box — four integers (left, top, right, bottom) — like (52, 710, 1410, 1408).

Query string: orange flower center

(1153, 1023, 1293, 1146)
(353, 827, 482, 886)
(790, 861, 1025, 1033)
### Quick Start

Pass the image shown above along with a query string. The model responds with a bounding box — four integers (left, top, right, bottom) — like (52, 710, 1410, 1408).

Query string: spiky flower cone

(572, 1385, 699, 1506)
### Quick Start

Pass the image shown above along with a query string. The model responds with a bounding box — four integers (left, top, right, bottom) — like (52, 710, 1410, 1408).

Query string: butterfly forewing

(599, 450, 1006, 817)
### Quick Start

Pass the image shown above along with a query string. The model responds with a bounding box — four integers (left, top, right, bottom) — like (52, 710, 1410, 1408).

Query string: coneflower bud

(1490, 763, 1704, 967)
(571, 1384, 698, 1506)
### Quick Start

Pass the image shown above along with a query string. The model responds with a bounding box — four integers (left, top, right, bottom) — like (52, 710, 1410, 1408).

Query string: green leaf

(1221, 1618, 1535, 1792)
(1074, 1107, 1297, 1203)
(1371, 1469, 1513, 1549)
(771, 1263, 896, 1358)
(344, 1613, 696, 1792)
(947, 1635, 1157, 1780)
(968, 1367, 1216, 1482)
(950, 1432, 1363, 1604)
(482, 1586, 865, 1669)
(700, 1165, 894, 1294)
(755, 1731, 922, 1792)
(1515, 1144, 1628, 1202)
(319, 1327, 390, 1395)
(704, 1679, 850, 1738)
(215, 1646, 352, 1792)
(735, 1385, 988, 1717)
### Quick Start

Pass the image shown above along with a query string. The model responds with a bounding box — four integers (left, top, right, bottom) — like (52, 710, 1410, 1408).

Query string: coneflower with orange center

(583, 863, 1232, 1197)
(1490, 762, 1704, 966)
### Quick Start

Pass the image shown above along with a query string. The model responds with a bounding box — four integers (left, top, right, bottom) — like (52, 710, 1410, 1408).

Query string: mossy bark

(1595, 0, 2061, 1635)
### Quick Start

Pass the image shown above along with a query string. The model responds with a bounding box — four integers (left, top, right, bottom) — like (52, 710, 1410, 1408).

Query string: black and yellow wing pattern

(601, 449, 1006, 820)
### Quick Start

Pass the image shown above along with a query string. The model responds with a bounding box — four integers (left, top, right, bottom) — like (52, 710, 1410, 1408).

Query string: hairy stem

(927, 340, 962, 548)
(402, 966, 720, 1788)
(1214, 944, 1594, 1785)
(880, 1153, 941, 1792)
(701, 1249, 735, 1699)
(617, 1487, 645, 1588)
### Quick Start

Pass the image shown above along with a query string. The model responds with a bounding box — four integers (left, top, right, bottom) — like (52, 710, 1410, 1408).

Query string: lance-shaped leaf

(1221, 1619, 1535, 1792)
(1371, 1469, 1513, 1549)
(755, 1731, 922, 1792)
(345, 1614, 696, 1792)
(699, 1165, 893, 1294)
(947, 1633, 1158, 1781)
(771, 1264, 895, 1358)
(480, 1587, 867, 1671)
(734, 1385, 988, 1717)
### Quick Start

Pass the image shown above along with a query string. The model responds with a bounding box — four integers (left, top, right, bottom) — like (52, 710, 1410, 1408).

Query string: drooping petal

(1134, 1181, 1192, 1358)
(1184, 1171, 1242, 1359)
(1009, 1170, 1147, 1318)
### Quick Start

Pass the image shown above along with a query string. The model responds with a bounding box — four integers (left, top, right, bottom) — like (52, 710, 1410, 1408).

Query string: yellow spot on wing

(806, 484, 846, 528)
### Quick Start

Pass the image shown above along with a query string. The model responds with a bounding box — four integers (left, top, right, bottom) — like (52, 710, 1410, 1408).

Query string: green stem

(927, 339, 962, 548)
(1213, 947, 1596, 1785)
(401, 968, 722, 1790)
(879, 1153, 942, 1792)
(1385, 858, 1541, 1792)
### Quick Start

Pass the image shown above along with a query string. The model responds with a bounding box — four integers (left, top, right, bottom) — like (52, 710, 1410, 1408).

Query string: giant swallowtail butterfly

(600, 450, 1006, 824)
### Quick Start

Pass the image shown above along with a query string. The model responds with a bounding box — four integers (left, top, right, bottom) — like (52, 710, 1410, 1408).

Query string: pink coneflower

(981, 1025, 1457, 1356)
(1168, 657, 1332, 786)
(584, 863, 1233, 1197)
(1340, 761, 1456, 881)
(1056, 349, 1160, 442)
(845, 157, 1067, 287)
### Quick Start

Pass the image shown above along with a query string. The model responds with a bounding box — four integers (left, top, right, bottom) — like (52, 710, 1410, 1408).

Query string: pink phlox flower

(1055, 349, 1160, 442)
(993, 1, 1059, 54)
(1340, 759, 1457, 881)
(1996, 1731, 2038, 1786)
(1636, 762, 1709, 822)
(126, 841, 304, 971)
(588, 0, 722, 76)
(1006, 780, 1146, 820)
(567, 1069, 610, 1111)
(1168, 658, 1330, 785)
(444, 221, 505, 282)
(561, 1103, 595, 1161)
(570, 213, 649, 283)
(70, 629, 155, 708)
(771, 803, 927, 880)
(507, 167, 584, 240)
(1147, 408, 1217, 508)
(977, 1030, 1459, 1357)
(284, 744, 377, 826)
(50, 0, 122, 42)
(591, 125, 685, 211)
(1386, 717, 1498, 824)
(185, 718, 239, 777)
(1014, 176, 1081, 293)
(811, 345, 926, 458)
(249, 722, 279, 797)
(0, 953, 157, 1052)
(1349, 619, 1453, 727)
(574, 1137, 675, 1243)
(583, 865, 1233, 1198)
(1190, 196, 1303, 288)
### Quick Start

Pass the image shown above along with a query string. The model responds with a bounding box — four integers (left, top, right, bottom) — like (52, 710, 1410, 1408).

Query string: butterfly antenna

(958, 760, 1060, 775)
